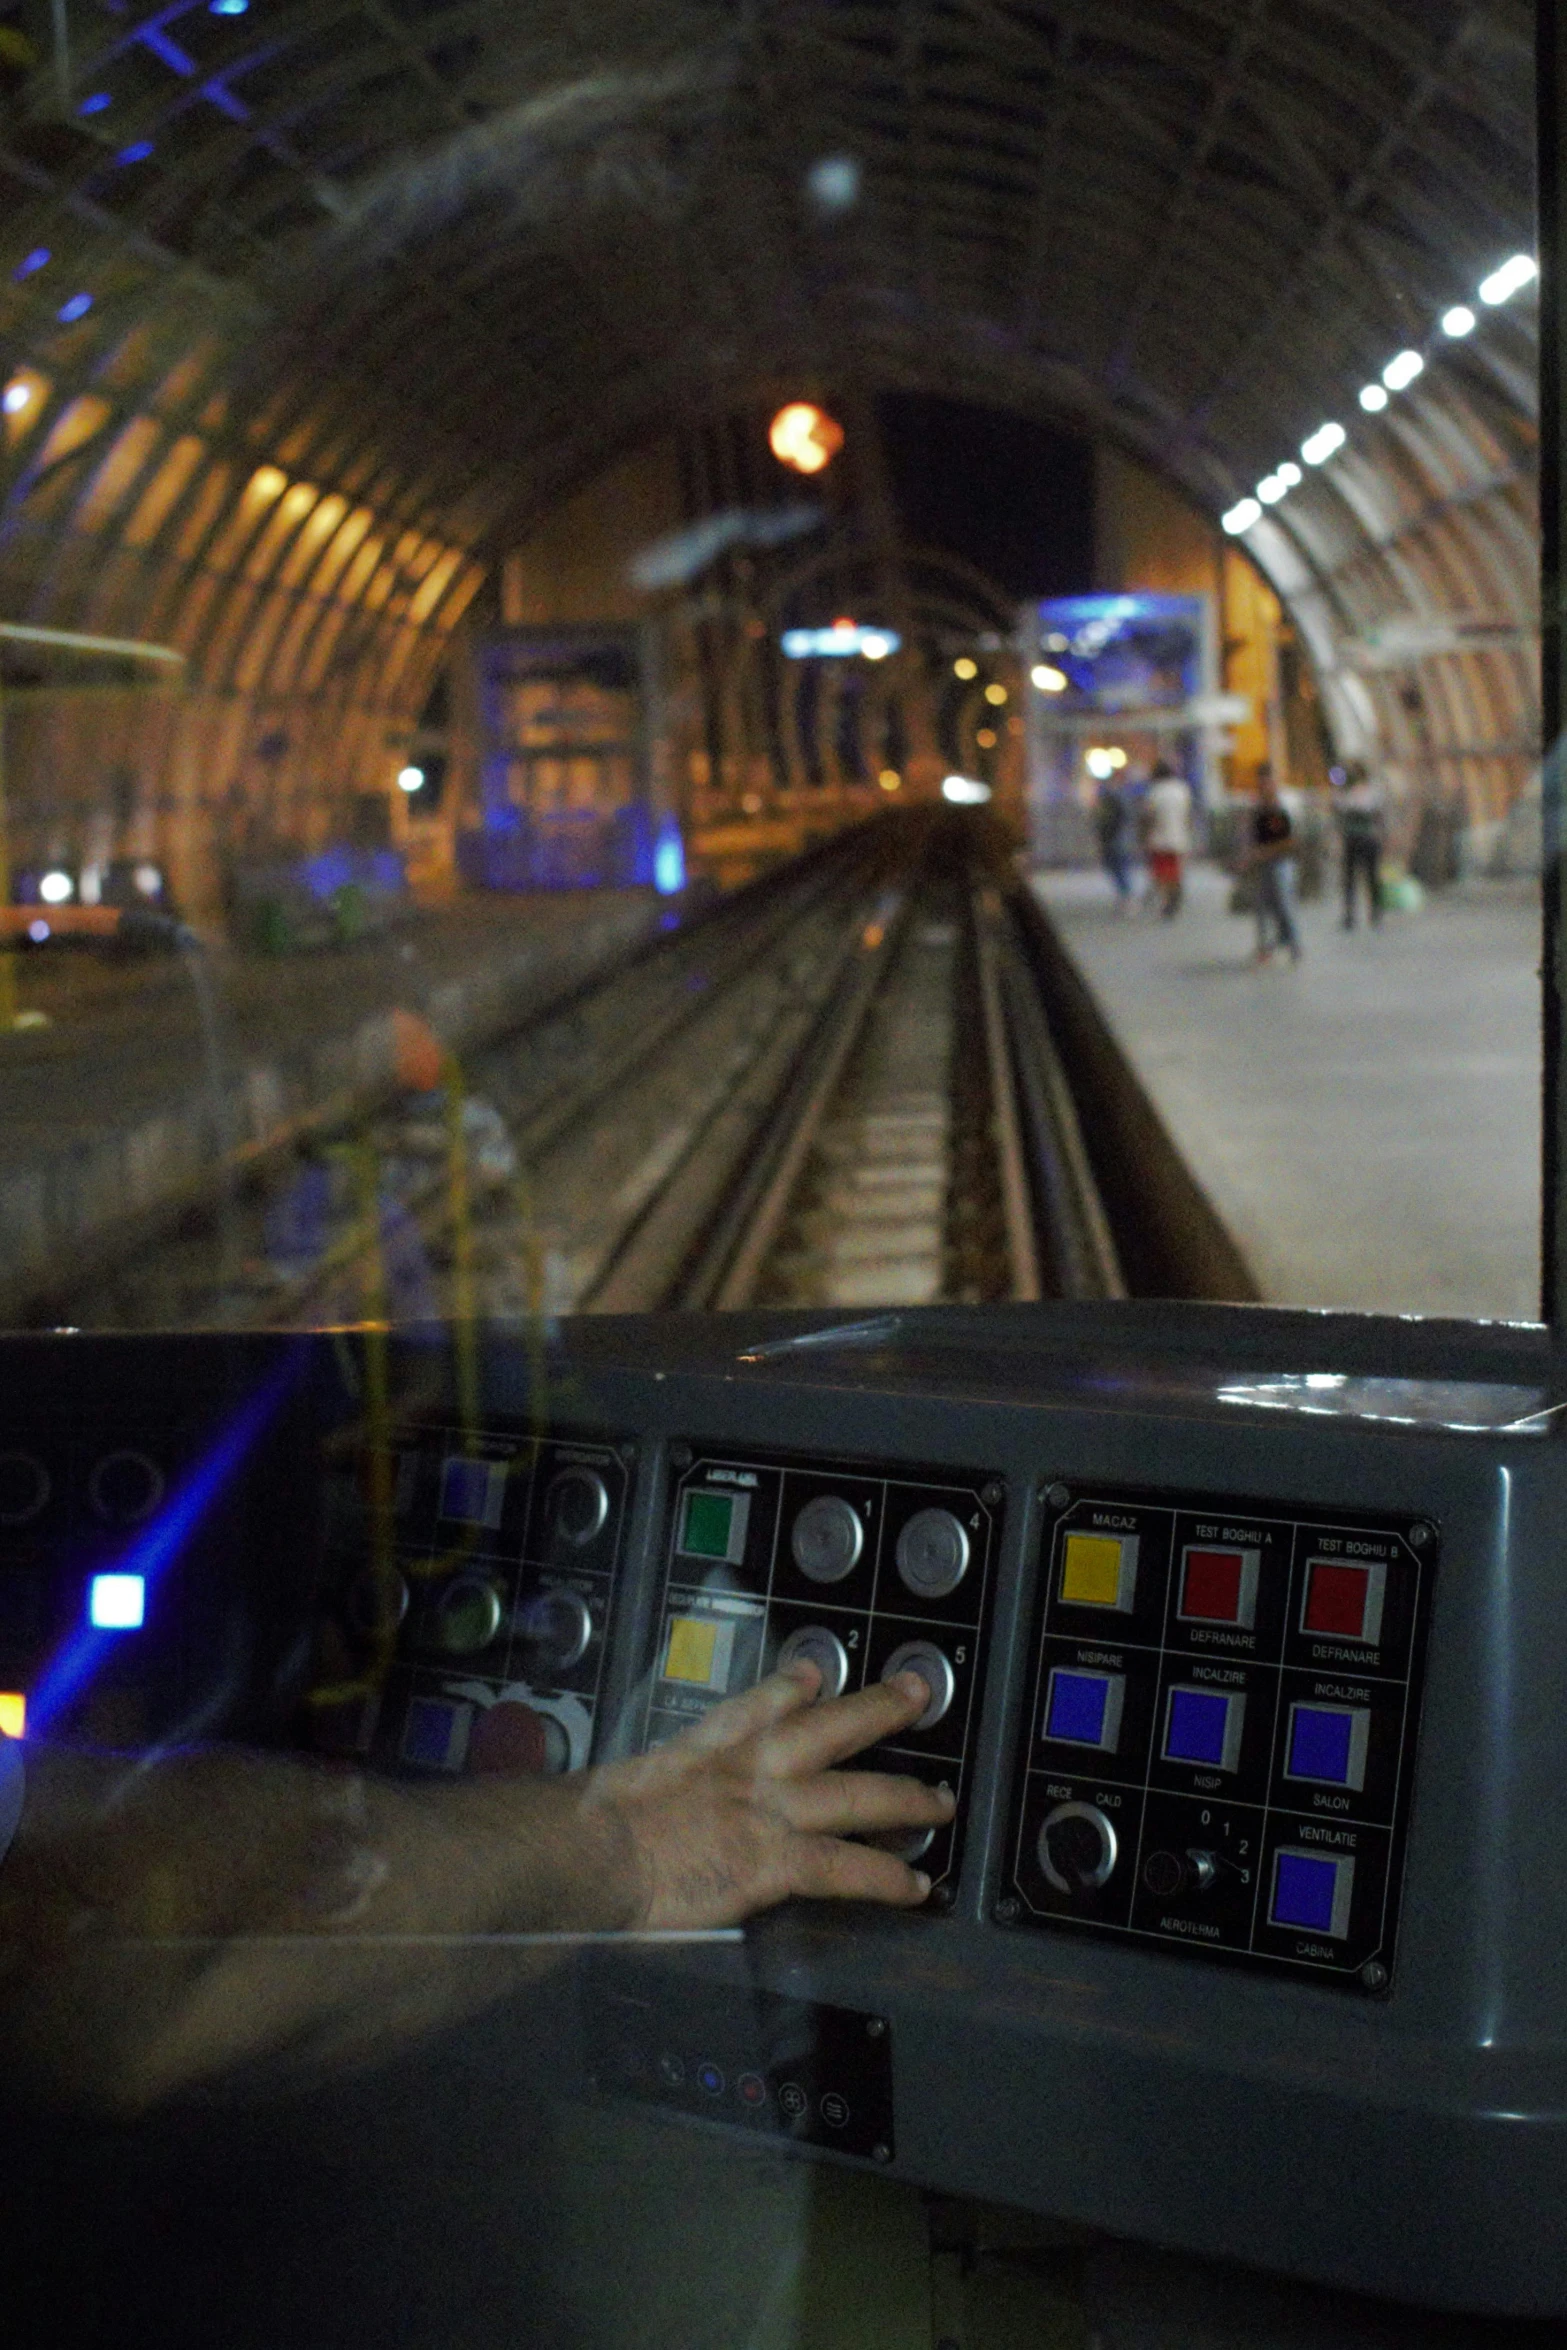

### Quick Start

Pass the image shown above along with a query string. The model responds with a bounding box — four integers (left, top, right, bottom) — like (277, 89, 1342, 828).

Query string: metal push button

(776, 1622, 851, 1699)
(434, 1575, 504, 1654)
(791, 1495, 864, 1584)
(1162, 1684, 1245, 1771)
(881, 1640, 956, 1729)
(514, 1586, 593, 1671)
(547, 1467, 609, 1546)
(1059, 1531, 1137, 1611)
(895, 1508, 970, 1600)
(1043, 1667, 1124, 1752)
(1270, 1847, 1355, 1939)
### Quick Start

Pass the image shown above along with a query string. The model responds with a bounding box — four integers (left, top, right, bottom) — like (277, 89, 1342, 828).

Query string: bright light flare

(1382, 350, 1424, 392)
(89, 1573, 146, 1631)
(1257, 474, 1286, 504)
(1479, 254, 1537, 306)
(941, 774, 991, 805)
(1031, 664, 1068, 692)
(983, 682, 1008, 706)
(953, 656, 978, 680)
(768, 402, 844, 475)
(3, 382, 31, 414)
(1359, 383, 1389, 412)
(397, 765, 425, 793)
(1222, 497, 1262, 534)
(878, 769, 901, 791)
(38, 870, 73, 905)
(1301, 422, 1346, 466)
(1442, 305, 1476, 338)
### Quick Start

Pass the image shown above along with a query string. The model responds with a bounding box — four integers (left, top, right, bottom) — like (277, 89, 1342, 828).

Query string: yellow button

(665, 1617, 719, 1684)
(0, 1691, 24, 1739)
(1061, 1533, 1134, 1609)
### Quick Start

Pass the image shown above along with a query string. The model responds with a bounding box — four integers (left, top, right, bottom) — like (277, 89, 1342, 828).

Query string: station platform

(0, 891, 663, 1317)
(1033, 863, 1540, 1322)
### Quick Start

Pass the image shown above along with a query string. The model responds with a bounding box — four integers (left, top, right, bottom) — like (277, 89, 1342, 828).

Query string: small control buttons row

(789, 1497, 971, 1600)
(0, 1448, 164, 1528)
(1057, 1529, 1388, 1646)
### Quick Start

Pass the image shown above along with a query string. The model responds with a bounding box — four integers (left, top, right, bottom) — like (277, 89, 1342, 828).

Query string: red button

(1302, 1559, 1385, 1644)
(1179, 1545, 1258, 1628)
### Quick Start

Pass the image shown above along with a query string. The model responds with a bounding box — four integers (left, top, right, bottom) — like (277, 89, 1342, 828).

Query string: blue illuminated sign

(780, 624, 900, 660)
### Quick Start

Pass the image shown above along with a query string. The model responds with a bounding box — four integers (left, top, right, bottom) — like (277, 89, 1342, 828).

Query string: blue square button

(1271, 1847, 1354, 1939)
(1163, 1684, 1244, 1771)
(1286, 1702, 1370, 1792)
(1044, 1668, 1124, 1752)
(401, 1696, 472, 1769)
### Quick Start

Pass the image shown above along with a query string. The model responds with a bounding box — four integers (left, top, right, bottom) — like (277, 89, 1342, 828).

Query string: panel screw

(671, 1443, 692, 1470)
(1043, 1482, 1070, 1510)
(872, 2142, 894, 2165)
(1361, 1960, 1389, 1991)
(981, 1480, 1004, 1509)
(994, 1896, 1021, 1924)
(866, 2016, 886, 2039)
(1408, 1522, 1434, 1552)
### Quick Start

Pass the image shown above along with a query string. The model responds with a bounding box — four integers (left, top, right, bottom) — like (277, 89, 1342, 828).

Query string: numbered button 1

(895, 1508, 970, 1601)
(791, 1496, 864, 1584)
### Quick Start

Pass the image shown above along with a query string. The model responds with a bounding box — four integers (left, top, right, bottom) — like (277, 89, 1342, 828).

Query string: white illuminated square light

(90, 1572, 146, 1630)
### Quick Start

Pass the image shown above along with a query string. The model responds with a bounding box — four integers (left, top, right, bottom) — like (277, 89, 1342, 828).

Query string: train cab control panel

(312, 1419, 633, 1777)
(644, 1446, 1002, 1897)
(4, 1305, 1567, 2318)
(1003, 1481, 1435, 1989)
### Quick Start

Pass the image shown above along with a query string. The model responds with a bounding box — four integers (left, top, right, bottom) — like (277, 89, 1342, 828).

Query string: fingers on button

(781, 1769, 954, 1836)
(766, 1671, 933, 1772)
(788, 1833, 932, 1907)
(682, 1661, 821, 1751)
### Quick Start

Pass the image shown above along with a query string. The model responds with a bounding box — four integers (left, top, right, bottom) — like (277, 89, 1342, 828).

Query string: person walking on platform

(1093, 774, 1135, 907)
(1335, 759, 1385, 929)
(1248, 764, 1301, 965)
(1141, 757, 1193, 919)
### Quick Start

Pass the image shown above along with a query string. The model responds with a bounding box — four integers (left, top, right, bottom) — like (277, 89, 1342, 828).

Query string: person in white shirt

(1140, 760, 1194, 918)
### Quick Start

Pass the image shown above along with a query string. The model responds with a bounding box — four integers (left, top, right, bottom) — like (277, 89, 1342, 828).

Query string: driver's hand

(586, 1664, 954, 1930)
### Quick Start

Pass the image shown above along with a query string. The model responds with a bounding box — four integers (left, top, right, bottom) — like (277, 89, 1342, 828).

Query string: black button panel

(643, 1447, 1003, 1901)
(312, 1421, 631, 1779)
(1001, 1482, 1437, 1992)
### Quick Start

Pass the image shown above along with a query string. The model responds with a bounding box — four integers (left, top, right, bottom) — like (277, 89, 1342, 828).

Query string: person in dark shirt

(1334, 760, 1385, 930)
(1248, 765, 1301, 965)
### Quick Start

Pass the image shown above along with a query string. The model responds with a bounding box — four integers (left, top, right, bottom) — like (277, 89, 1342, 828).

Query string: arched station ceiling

(0, 0, 1541, 833)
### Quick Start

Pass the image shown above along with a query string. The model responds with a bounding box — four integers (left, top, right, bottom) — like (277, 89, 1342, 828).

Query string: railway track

(60, 813, 1124, 1330)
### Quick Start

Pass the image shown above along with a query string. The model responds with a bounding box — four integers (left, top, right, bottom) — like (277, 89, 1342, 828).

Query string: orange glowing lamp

(769, 402, 844, 475)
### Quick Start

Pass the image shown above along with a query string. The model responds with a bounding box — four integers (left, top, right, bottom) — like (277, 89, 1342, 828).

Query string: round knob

(1039, 1801, 1118, 1893)
(433, 1575, 503, 1655)
(1186, 1849, 1217, 1892)
(776, 1623, 851, 1700)
(895, 1508, 970, 1601)
(547, 1468, 609, 1547)
(1142, 1849, 1185, 1899)
(791, 1495, 864, 1584)
(468, 1700, 571, 1776)
(345, 1565, 409, 1642)
(0, 1451, 49, 1526)
(514, 1586, 593, 1672)
(88, 1449, 164, 1526)
(881, 1640, 956, 1730)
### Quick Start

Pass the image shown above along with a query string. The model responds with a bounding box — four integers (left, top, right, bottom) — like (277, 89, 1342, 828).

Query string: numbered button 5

(881, 1640, 956, 1730)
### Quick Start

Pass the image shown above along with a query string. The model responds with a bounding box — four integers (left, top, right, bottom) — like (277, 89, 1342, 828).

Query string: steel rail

(972, 883, 1044, 1304)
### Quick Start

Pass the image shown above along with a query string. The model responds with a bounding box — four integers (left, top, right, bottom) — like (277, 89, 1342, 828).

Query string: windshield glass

(0, 3, 1545, 2346)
